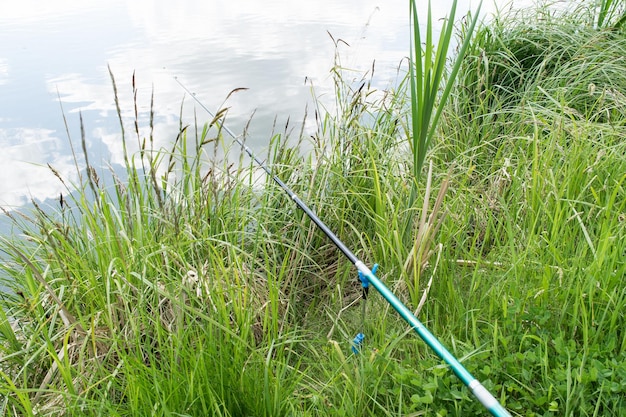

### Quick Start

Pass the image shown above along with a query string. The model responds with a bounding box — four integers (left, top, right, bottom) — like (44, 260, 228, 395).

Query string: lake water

(0, 0, 531, 213)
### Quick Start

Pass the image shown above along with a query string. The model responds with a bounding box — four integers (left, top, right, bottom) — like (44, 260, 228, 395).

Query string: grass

(2, 0, 626, 415)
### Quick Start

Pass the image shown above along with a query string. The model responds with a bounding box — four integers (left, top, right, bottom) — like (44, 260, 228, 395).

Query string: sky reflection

(0, 0, 529, 212)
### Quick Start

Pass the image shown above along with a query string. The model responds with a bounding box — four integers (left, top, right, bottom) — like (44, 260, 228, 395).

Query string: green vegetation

(2, 0, 626, 415)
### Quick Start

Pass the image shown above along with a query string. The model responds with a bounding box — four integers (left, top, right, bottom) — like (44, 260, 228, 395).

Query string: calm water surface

(0, 0, 524, 212)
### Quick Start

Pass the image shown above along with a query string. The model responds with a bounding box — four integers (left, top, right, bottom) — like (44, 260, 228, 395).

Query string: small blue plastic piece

(358, 263, 378, 289)
(352, 333, 365, 354)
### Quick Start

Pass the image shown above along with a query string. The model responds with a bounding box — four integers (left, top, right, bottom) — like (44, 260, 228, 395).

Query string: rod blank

(174, 77, 511, 417)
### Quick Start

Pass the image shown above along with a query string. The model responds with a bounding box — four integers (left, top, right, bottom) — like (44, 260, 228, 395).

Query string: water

(0, 0, 529, 213)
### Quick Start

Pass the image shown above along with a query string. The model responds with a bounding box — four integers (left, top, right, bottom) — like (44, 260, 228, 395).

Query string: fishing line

(173, 76, 511, 417)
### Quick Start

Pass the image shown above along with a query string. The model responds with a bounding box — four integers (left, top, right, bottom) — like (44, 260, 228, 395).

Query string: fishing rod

(174, 77, 511, 417)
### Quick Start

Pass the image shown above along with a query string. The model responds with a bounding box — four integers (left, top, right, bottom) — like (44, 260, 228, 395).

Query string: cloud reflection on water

(0, 59, 8, 86)
(2, 0, 510, 211)
(0, 127, 79, 208)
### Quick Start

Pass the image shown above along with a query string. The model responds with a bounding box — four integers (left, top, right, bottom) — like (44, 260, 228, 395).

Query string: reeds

(1, 0, 625, 415)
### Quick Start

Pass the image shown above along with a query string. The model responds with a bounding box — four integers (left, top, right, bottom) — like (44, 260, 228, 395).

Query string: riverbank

(2, 1, 625, 415)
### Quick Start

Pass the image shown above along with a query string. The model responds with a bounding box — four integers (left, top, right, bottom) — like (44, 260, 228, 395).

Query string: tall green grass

(439, 1, 626, 414)
(0, 69, 317, 416)
(1, 0, 625, 415)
